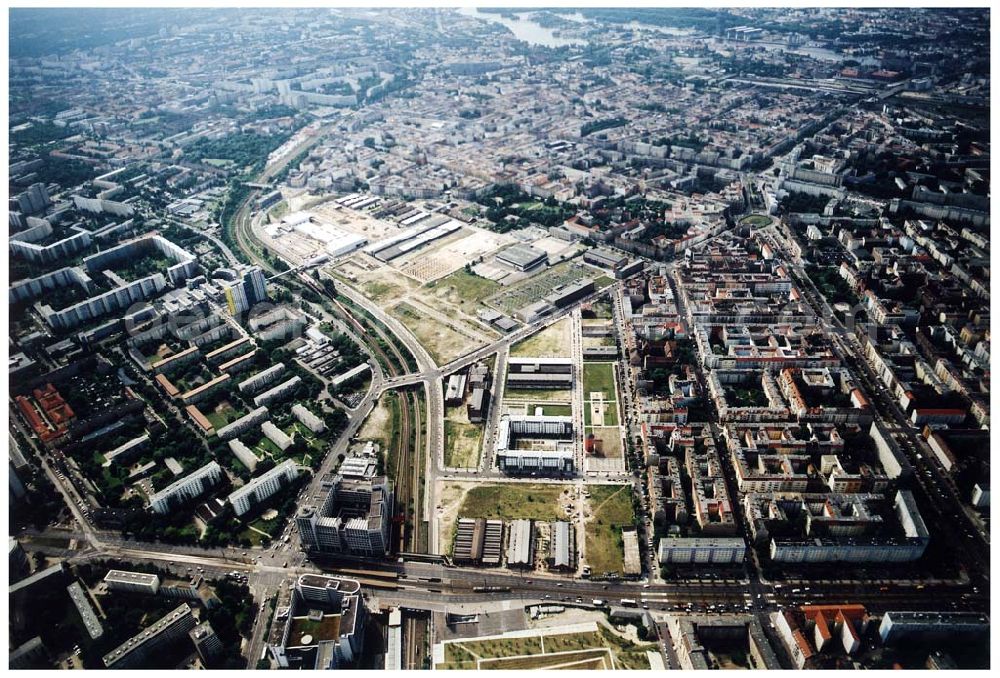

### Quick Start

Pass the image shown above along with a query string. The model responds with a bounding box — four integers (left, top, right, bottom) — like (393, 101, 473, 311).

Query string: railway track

(226, 164, 430, 667)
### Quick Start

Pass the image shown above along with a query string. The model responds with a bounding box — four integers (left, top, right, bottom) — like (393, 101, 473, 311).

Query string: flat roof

(105, 569, 160, 585)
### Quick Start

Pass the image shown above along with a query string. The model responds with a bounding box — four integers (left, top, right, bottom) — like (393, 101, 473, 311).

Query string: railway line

(226, 160, 430, 667)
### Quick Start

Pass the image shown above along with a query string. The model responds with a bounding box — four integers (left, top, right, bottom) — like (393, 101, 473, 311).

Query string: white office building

(104, 570, 161, 595)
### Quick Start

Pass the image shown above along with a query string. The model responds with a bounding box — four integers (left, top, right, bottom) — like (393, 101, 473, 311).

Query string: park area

(424, 268, 500, 313)
(584, 484, 635, 577)
(739, 214, 774, 227)
(435, 622, 656, 670)
(582, 362, 617, 401)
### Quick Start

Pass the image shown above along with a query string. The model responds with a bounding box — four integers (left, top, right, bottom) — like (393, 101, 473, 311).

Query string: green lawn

(504, 387, 573, 402)
(444, 420, 482, 469)
(587, 301, 614, 319)
(363, 280, 408, 305)
(530, 403, 572, 417)
(585, 484, 634, 576)
(288, 422, 326, 453)
(439, 626, 654, 670)
(433, 269, 500, 305)
(582, 362, 616, 401)
(739, 214, 773, 227)
(449, 635, 543, 660)
(205, 402, 242, 429)
(584, 400, 619, 427)
(459, 484, 571, 522)
(253, 437, 282, 458)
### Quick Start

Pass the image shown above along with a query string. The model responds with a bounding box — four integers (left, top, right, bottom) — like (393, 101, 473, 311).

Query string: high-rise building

(224, 282, 250, 316)
(244, 266, 268, 306)
(103, 604, 197, 669)
(189, 622, 224, 666)
(225, 267, 268, 316)
(228, 459, 299, 516)
(147, 462, 223, 514)
(296, 447, 393, 557)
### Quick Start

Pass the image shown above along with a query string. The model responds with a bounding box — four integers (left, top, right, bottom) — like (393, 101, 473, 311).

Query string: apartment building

(291, 403, 326, 434)
(148, 461, 224, 514)
(658, 537, 747, 565)
(253, 376, 301, 407)
(228, 459, 299, 516)
(237, 363, 286, 395)
(216, 406, 269, 441)
(104, 570, 161, 595)
(103, 604, 197, 669)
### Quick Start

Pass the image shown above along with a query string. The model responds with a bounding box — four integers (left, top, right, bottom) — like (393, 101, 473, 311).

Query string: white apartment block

(217, 406, 269, 441)
(148, 461, 223, 514)
(262, 421, 294, 450)
(237, 363, 286, 395)
(228, 439, 260, 472)
(104, 570, 161, 595)
(253, 376, 301, 407)
(228, 459, 299, 516)
(292, 404, 326, 434)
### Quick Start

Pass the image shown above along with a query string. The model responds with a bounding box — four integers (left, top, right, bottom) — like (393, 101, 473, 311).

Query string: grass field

(479, 649, 611, 670)
(739, 214, 774, 227)
(586, 301, 614, 319)
(510, 317, 572, 358)
(390, 301, 482, 365)
(205, 400, 241, 429)
(504, 387, 573, 402)
(582, 362, 616, 401)
(430, 269, 500, 306)
(585, 484, 634, 576)
(444, 405, 482, 469)
(237, 515, 278, 546)
(584, 399, 619, 427)
(252, 436, 283, 459)
(458, 483, 571, 522)
(358, 392, 400, 475)
(363, 279, 410, 305)
(531, 403, 572, 417)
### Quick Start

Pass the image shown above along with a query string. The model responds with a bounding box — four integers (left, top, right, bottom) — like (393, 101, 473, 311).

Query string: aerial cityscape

(7, 5, 992, 671)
